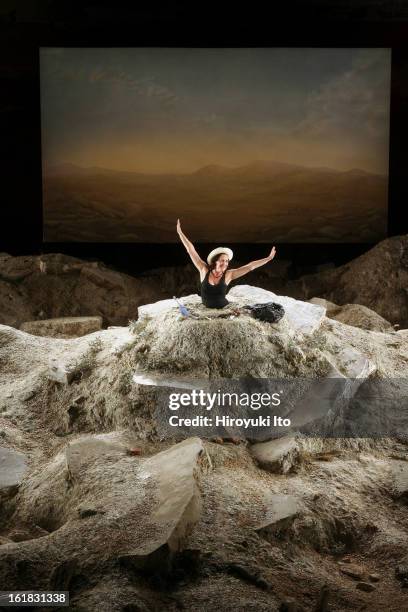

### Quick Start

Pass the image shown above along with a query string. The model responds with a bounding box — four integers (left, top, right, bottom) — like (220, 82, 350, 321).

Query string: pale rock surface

(0, 446, 27, 489)
(285, 343, 376, 431)
(228, 285, 326, 335)
(138, 294, 201, 319)
(135, 437, 203, 555)
(255, 493, 302, 533)
(324, 344, 376, 378)
(390, 461, 408, 501)
(132, 370, 210, 391)
(250, 437, 300, 474)
(47, 357, 76, 385)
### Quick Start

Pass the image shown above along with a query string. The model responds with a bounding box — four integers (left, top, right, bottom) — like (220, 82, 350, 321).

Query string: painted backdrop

(40, 47, 391, 242)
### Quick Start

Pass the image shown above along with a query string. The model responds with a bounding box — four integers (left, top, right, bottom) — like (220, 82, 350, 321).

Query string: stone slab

(228, 285, 326, 335)
(132, 371, 210, 391)
(135, 437, 204, 555)
(20, 316, 103, 338)
(251, 437, 300, 474)
(0, 446, 28, 489)
(255, 493, 302, 532)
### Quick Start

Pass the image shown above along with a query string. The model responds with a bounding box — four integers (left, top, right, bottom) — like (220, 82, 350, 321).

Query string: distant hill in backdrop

(43, 160, 388, 243)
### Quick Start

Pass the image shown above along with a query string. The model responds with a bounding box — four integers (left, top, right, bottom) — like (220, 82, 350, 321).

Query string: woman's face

(214, 254, 229, 272)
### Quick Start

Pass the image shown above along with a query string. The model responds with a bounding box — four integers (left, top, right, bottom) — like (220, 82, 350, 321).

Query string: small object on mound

(243, 302, 285, 323)
(173, 296, 204, 319)
(173, 296, 190, 317)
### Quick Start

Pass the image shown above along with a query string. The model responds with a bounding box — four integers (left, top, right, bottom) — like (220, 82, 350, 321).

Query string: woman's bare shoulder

(199, 265, 209, 282)
(224, 269, 234, 285)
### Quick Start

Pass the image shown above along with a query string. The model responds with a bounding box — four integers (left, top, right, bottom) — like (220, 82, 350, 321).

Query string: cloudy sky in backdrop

(40, 47, 391, 175)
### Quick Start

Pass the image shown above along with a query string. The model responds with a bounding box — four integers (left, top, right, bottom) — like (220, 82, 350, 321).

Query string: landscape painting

(40, 47, 391, 243)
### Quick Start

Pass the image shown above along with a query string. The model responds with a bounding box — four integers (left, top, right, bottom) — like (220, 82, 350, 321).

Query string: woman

(176, 219, 277, 309)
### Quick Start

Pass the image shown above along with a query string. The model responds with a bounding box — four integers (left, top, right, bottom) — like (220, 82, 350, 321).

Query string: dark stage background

(1, 1, 408, 277)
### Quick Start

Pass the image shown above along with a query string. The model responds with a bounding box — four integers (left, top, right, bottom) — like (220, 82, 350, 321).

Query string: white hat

(207, 247, 233, 265)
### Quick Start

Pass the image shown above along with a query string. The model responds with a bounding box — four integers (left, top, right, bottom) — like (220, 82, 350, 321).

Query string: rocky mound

(0, 252, 169, 329)
(287, 235, 408, 328)
(329, 303, 395, 332)
(0, 285, 408, 610)
(309, 298, 395, 332)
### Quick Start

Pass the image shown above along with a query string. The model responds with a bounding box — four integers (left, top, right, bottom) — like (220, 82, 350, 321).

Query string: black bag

(243, 302, 285, 323)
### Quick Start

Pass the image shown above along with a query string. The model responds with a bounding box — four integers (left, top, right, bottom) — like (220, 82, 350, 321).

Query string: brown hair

(208, 252, 230, 272)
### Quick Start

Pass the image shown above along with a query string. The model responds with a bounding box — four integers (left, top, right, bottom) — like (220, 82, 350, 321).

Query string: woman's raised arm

(177, 219, 207, 272)
(226, 247, 276, 282)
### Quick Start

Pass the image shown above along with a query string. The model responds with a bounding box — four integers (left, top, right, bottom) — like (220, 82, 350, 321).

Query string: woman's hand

(227, 247, 277, 281)
(177, 218, 182, 235)
(268, 246, 277, 261)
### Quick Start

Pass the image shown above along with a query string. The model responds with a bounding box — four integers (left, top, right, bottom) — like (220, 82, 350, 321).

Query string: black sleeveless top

(201, 269, 229, 309)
